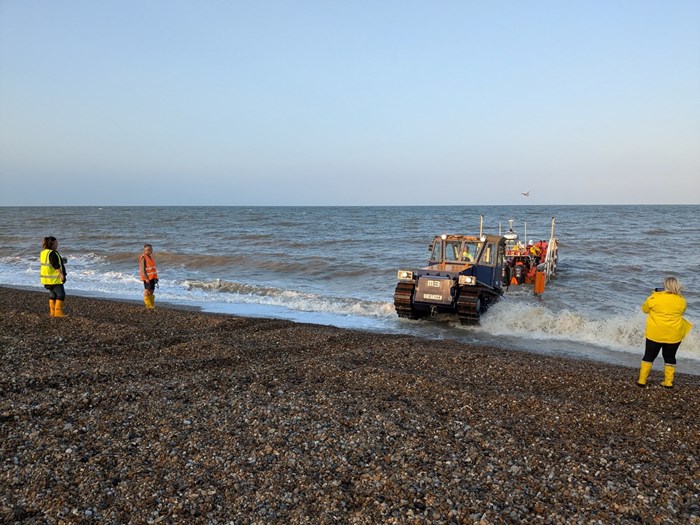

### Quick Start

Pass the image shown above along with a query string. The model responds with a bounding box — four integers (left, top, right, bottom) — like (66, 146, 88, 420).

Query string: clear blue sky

(1, 1, 698, 205)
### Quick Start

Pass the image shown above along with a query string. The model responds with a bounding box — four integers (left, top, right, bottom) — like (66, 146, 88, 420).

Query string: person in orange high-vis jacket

(637, 276, 693, 388)
(139, 243, 159, 309)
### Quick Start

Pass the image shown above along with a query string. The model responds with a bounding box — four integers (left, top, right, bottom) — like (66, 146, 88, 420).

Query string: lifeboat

(502, 218, 559, 295)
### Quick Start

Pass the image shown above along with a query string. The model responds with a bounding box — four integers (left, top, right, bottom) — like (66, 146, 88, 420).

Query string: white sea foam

(183, 279, 395, 318)
(63, 252, 108, 265)
(480, 299, 700, 360)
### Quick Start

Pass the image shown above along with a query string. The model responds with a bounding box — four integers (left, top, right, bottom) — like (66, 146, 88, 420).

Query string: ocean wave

(62, 252, 109, 267)
(2, 252, 108, 265)
(0, 255, 31, 265)
(141, 252, 375, 278)
(135, 251, 233, 269)
(479, 300, 700, 360)
(0, 252, 112, 276)
(183, 279, 395, 318)
(642, 228, 673, 236)
(104, 251, 332, 274)
(102, 251, 146, 265)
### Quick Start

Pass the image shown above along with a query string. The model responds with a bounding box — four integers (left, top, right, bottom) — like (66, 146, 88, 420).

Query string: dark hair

(42, 236, 57, 250)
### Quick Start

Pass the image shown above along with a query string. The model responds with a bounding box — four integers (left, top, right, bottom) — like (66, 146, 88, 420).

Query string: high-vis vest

(40, 249, 63, 285)
(139, 254, 158, 281)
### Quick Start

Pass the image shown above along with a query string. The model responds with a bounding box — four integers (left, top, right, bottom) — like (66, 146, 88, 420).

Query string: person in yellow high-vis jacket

(637, 277, 693, 388)
(139, 243, 159, 309)
(40, 236, 67, 317)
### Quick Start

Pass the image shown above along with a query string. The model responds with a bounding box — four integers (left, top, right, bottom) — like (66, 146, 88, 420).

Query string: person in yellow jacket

(637, 276, 693, 388)
(40, 236, 67, 317)
(139, 243, 159, 309)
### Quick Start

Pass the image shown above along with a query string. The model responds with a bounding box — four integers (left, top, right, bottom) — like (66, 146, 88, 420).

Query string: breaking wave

(184, 279, 395, 318)
(479, 300, 700, 360)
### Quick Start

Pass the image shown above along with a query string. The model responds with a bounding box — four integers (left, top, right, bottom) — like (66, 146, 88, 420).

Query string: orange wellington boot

(54, 299, 66, 317)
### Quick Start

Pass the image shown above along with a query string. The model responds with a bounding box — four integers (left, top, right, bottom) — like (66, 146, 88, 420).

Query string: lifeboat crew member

(462, 246, 474, 262)
(535, 240, 548, 263)
(637, 277, 693, 388)
(525, 263, 537, 284)
(139, 243, 159, 309)
(528, 240, 542, 259)
(40, 236, 67, 317)
(511, 258, 526, 285)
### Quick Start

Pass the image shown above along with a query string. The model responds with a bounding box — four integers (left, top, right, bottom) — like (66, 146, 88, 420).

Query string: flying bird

(521, 191, 530, 197)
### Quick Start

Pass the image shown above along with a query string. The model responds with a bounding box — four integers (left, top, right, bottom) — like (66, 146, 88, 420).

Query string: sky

(1, 1, 699, 206)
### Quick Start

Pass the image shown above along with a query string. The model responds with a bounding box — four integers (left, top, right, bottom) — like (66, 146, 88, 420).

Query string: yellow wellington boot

(54, 299, 66, 317)
(660, 365, 676, 388)
(145, 295, 155, 309)
(49, 299, 56, 317)
(637, 361, 653, 387)
(150, 296, 156, 309)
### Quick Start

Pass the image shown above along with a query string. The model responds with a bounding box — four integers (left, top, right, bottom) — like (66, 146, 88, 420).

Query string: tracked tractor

(394, 233, 506, 325)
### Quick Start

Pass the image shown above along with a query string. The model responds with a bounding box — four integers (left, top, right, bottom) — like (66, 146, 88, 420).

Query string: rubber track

(394, 282, 419, 319)
(457, 286, 502, 325)
(456, 287, 481, 325)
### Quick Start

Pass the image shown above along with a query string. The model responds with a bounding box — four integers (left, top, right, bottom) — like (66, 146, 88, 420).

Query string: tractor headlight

(458, 275, 476, 286)
(397, 270, 415, 281)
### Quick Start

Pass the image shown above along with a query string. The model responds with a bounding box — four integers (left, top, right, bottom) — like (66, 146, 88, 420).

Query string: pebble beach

(1, 286, 699, 524)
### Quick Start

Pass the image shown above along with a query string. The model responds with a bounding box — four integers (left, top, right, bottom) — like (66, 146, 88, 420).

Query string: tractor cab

(394, 233, 506, 324)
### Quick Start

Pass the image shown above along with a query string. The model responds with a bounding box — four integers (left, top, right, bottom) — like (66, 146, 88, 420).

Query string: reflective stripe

(40, 249, 62, 285)
(139, 254, 158, 280)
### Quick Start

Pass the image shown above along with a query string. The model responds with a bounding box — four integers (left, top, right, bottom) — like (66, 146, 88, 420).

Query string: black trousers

(44, 284, 66, 301)
(643, 338, 681, 365)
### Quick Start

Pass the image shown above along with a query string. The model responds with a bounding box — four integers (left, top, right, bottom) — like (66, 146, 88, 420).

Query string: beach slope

(1, 287, 699, 524)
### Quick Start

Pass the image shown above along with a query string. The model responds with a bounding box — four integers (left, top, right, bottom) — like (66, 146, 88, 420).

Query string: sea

(2, 205, 698, 373)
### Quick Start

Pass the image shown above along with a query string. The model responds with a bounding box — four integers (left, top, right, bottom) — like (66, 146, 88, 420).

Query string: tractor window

(461, 242, 478, 262)
(445, 241, 461, 262)
(496, 244, 506, 267)
(430, 242, 443, 262)
(481, 244, 494, 265)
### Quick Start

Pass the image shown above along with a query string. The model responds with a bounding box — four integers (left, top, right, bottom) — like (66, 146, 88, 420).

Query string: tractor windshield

(460, 242, 480, 262)
(445, 241, 462, 262)
(430, 238, 481, 263)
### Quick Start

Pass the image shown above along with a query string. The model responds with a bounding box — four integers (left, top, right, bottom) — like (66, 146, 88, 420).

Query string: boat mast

(543, 217, 557, 282)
